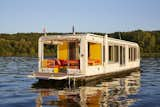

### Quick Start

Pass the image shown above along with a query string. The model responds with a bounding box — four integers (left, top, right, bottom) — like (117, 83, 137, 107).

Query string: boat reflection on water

(34, 70, 141, 107)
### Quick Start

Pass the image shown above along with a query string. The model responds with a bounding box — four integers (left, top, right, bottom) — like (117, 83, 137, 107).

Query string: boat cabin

(30, 34, 140, 80)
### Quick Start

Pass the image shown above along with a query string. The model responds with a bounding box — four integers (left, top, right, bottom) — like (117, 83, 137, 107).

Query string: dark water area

(0, 57, 160, 107)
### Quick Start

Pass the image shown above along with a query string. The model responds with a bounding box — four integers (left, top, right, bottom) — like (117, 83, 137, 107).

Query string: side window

(88, 42, 102, 66)
(134, 48, 137, 60)
(129, 47, 137, 61)
(129, 48, 131, 61)
(114, 46, 119, 62)
(109, 45, 119, 63)
(109, 45, 114, 62)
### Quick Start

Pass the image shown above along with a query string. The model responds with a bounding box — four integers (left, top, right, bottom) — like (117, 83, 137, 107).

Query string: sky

(0, 0, 160, 33)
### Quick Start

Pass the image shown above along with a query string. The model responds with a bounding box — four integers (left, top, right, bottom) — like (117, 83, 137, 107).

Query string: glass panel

(114, 46, 119, 62)
(109, 46, 114, 62)
(88, 42, 102, 66)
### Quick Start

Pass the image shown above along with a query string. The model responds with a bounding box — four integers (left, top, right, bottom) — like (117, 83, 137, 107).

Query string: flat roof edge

(108, 37, 139, 46)
(39, 34, 139, 46)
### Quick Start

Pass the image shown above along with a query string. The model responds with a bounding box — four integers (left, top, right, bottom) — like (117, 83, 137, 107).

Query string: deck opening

(41, 39, 80, 75)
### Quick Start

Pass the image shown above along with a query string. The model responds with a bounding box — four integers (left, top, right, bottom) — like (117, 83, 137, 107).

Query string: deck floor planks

(34, 72, 67, 78)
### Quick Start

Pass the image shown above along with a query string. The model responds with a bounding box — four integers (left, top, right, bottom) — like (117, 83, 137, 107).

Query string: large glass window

(114, 46, 119, 62)
(109, 46, 114, 62)
(109, 45, 119, 63)
(88, 42, 102, 66)
(44, 44, 57, 58)
(134, 48, 137, 61)
(129, 48, 131, 61)
(129, 47, 137, 61)
(120, 46, 125, 65)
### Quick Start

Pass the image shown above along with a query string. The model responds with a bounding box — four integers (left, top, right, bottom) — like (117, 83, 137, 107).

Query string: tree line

(0, 30, 160, 57)
(109, 30, 160, 57)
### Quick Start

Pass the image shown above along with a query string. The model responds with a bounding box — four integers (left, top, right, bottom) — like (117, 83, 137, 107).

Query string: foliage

(108, 30, 160, 57)
(0, 30, 160, 57)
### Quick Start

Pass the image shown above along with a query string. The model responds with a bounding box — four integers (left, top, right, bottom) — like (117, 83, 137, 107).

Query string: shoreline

(1, 53, 160, 58)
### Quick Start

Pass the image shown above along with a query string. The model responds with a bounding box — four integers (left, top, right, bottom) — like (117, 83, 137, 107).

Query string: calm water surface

(0, 57, 160, 107)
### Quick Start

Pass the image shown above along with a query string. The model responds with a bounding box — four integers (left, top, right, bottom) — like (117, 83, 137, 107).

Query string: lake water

(0, 57, 160, 107)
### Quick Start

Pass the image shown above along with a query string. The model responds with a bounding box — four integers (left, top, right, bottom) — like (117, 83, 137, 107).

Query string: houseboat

(29, 33, 140, 81)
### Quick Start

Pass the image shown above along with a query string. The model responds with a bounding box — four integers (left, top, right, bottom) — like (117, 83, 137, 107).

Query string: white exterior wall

(104, 35, 109, 73)
(126, 45, 129, 65)
(80, 36, 88, 74)
(82, 34, 140, 76)
(103, 38, 140, 74)
(85, 34, 104, 76)
(127, 45, 140, 70)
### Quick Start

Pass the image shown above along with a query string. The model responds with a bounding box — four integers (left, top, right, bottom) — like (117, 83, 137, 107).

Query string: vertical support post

(126, 45, 129, 65)
(104, 34, 108, 73)
(38, 39, 41, 72)
(38, 38, 44, 72)
(118, 45, 120, 65)
(124, 46, 126, 65)
(80, 36, 87, 74)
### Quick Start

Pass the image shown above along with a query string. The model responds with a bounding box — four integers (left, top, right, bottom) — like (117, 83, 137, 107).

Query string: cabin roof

(108, 37, 139, 46)
(39, 34, 139, 46)
(39, 34, 83, 43)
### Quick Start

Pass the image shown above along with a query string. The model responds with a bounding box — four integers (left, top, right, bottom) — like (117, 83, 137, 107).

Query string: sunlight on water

(0, 57, 160, 107)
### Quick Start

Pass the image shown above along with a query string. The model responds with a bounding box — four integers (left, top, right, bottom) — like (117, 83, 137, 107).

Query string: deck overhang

(28, 72, 85, 80)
